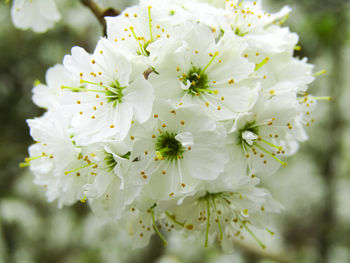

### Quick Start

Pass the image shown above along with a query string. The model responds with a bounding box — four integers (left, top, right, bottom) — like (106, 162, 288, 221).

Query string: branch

(80, 0, 120, 36)
(232, 240, 290, 263)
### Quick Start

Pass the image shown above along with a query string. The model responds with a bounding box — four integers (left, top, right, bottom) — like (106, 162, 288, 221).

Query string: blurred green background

(0, 0, 349, 262)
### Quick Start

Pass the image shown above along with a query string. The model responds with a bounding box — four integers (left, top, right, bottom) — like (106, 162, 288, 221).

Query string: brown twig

(80, 0, 120, 36)
(232, 240, 291, 263)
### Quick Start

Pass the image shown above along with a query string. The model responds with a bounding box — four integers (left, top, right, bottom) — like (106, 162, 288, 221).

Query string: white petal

(175, 132, 194, 147)
(124, 75, 155, 124)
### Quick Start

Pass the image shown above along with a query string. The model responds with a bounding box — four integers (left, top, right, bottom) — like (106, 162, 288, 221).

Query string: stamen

(148, 6, 154, 42)
(151, 209, 167, 246)
(64, 162, 95, 175)
(212, 196, 223, 241)
(294, 45, 301, 51)
(25, 153, 46, 163)
(258, 137, 283, 151)
(254, 143, 287, 167)
(165, 212, 185, 227)
(79, 80, 111, 90)
(204, 198, 211, 247)
(266, 228, 275, 235)
(255, 57, 269, 71)
(202, 52, 219, 73)
(312, 96, 332, 101)
(129, 26, 145, 53)
(313, 70, 327, 77)
(240, 219, 266, 249)
(61, 85, 104, 93)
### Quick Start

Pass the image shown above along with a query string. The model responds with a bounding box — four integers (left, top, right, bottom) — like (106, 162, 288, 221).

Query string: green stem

(151, 209, 167, 246)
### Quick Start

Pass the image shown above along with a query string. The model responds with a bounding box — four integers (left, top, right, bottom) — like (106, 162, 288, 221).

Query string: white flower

(225, 0, 291, 36)
(148, 22, 259, 121)
(129, 101, 228, 200)
(32, 64, 75, 110)
(11, 0, 61, 33)
(168, 177, 282, 251)
(83, 142, 141, 222)
(227, 91, 304, 177)
(106, 0, 182, 59)
(26, 111, 95, 207)
(62, 38, 155, 145)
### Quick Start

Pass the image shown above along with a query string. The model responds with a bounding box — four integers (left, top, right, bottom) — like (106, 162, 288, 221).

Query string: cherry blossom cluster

(24, 0, 324, 251)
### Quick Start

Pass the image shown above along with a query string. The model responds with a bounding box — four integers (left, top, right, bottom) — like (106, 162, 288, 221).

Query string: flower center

(155, 132, 184, 161)
(183, 67, 209, 96)
(237, 121, 287, 167)
(238, 121, 259, 146)
(105, 80, 125, 106)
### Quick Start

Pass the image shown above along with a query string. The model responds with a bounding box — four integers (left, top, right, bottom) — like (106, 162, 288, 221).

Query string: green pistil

(155, 132, 184, 161)
(238, 121, 259, 147)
